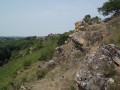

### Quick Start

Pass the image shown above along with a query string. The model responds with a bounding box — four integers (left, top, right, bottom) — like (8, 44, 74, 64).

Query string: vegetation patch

(36, 69, 46, 79)
(0, 34, 62, 90)
(23, 60, 32, 69)
(98, 0, 120, 16)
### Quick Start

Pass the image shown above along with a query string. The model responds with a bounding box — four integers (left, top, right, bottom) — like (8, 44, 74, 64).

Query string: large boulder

(75, 44, 120, 90)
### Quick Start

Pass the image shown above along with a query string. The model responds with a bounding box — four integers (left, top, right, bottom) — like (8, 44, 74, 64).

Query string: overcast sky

(0, 0, 107, 36)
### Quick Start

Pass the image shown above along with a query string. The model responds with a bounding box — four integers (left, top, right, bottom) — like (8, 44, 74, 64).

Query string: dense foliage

(98, 0, 120, 16)
(0, 37, 37, 66)
(0, 31, 73, 66)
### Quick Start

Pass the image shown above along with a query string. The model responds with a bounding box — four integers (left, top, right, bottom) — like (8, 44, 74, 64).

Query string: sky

(0, 0, 107, 36)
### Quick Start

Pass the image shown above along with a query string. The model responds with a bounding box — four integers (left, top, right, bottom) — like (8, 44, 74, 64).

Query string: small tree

(98, 0, 120, 16)
(83, 14, 91, 22)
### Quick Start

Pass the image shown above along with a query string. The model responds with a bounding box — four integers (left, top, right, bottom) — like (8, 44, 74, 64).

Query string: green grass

(0, 50, 41, 89)
(0, 40, 58, 90)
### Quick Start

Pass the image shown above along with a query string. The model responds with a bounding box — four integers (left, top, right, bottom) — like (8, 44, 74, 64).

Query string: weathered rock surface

(75, 44, 120, 90)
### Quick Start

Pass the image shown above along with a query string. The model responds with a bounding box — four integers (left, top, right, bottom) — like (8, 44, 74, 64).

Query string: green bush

(57, 34, 68, 46)
(83, 15, 101, 24)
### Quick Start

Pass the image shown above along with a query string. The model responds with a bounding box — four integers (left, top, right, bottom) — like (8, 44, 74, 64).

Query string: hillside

(15, 13, 120, 90)
(1, 0, 120, 90)
(0, 13, 120, 90)
(0, 32, 74, 90)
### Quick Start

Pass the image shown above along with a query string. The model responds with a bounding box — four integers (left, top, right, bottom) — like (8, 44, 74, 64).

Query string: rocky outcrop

(41, 19, 115, 90)
(51, 20, 107, 66)
(75, 21, 87, 31)
(75, 44, 120, 90)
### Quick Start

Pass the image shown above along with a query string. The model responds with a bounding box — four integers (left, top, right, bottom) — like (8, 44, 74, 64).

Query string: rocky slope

(20, 14, 120, 90)
(76, 44, 120, 90)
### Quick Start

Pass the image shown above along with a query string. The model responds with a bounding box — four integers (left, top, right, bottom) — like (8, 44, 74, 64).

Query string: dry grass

(24, 57, 80, 90)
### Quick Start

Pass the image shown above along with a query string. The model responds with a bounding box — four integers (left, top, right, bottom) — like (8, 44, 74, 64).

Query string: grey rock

(75, 44, 120, 90)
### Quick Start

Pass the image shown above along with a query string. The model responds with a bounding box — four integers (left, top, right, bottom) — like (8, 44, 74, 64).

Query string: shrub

(36, 70, 46, 79)
(57, 33, 69, 46)
(38, 47, 54, 61)
(91, 16, 101, 23)
(23, 60, 31, 69)
(83, 14, 91, 23)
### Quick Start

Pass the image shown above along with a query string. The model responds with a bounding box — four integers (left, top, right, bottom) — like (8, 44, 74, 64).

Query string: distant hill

(0, 36, 24, 40)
